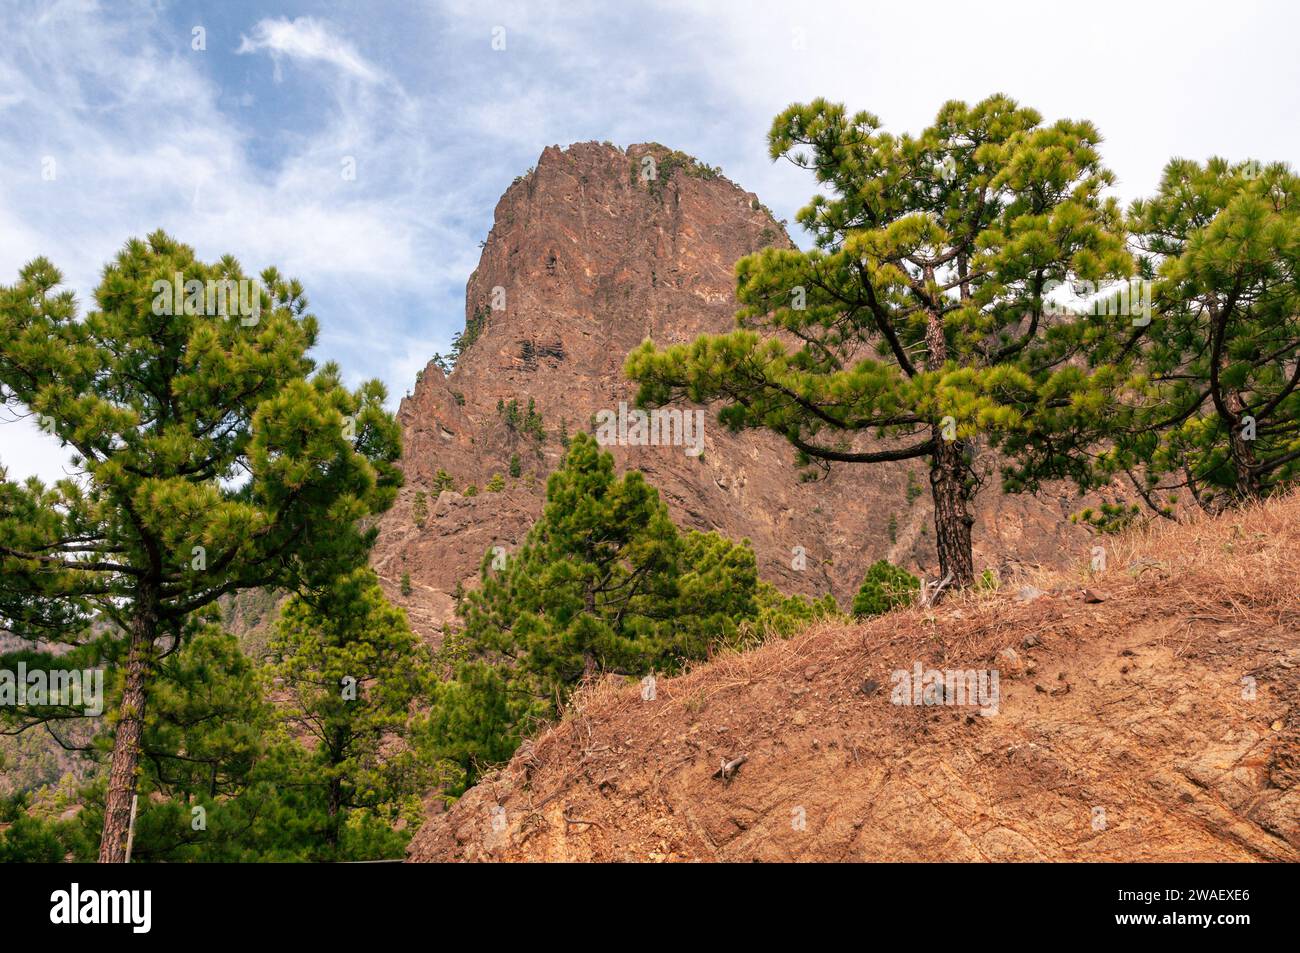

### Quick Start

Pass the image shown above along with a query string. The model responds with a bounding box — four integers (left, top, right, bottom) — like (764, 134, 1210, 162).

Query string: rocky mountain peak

(375, 142, 1089, 644)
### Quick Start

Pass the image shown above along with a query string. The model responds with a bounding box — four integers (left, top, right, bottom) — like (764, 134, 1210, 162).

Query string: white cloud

(0, 414, 80, 487)
(236, 16, 386, 84)
(426, 0, 1300, 236)
(642, 0, 1300, 215)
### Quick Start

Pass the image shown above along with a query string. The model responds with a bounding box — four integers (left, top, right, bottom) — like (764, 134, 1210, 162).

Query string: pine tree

(9, 628, 332, 863)
(425, 661, 531, 795)
(428, 435, 759, 789)
(0, 232, 401, 861)
(1120, 160, 1297, 511)
(626, 96, 1130, 587)
(449, 306, 488, 368)
(745, 581, 841, 642)
(500, 398, 521, 431)
(85, 628, 319, 862)
(411, 491, 428, 528)
(0, 801, 69, 862)
(269, 568, 433, 856)
(523, 397, 545, 441)
(461, 434, 756, 695)
(1001, 159, 1300, 525)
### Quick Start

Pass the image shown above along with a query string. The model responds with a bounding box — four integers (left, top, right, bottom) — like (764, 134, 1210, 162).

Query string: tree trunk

(98, 596, 157, 863)
(930, 431, 975, 589)
(327, 776, 342, 850)
(923, 301, 975, 590)
(1226, 393, 1263, 500)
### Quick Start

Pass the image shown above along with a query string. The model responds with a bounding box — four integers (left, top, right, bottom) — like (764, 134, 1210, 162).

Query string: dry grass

(517, 488, 1300, 767)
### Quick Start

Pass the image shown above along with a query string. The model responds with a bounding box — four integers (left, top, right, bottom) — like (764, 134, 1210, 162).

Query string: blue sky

(3, 0, 1298, 481)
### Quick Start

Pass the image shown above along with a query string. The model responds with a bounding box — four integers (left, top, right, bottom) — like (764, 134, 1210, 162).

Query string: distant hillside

(408, 491, 1300, 862)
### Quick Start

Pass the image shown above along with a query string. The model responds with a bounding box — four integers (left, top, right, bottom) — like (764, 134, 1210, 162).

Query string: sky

(2, 0, 1297, 483)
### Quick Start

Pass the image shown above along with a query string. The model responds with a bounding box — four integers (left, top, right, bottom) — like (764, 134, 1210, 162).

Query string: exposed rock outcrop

(373, 141, 1094, 643)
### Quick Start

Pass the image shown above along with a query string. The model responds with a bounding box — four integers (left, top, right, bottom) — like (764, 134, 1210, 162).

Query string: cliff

(372, 141, 1094, 642)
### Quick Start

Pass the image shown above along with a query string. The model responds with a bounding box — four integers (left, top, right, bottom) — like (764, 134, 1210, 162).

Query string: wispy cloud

(236, 16, 386, 85)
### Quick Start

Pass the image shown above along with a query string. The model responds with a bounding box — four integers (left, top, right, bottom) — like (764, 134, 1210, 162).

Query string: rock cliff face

(372, 141, 1091, 642)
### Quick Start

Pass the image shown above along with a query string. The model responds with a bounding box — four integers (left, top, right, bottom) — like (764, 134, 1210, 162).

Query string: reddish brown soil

(408, 493, 1300, 862)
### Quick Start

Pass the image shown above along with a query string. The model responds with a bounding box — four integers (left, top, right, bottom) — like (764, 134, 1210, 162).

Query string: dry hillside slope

(408, 493, 1300, 862)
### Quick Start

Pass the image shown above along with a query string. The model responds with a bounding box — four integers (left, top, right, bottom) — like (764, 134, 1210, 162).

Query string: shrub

(906, 471, 923, 506)
(852, 560, 920, 617)
(733, 582, 841, 645)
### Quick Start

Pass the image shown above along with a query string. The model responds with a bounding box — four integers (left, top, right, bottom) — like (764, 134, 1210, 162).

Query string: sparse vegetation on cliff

(632, 145, 724, 198)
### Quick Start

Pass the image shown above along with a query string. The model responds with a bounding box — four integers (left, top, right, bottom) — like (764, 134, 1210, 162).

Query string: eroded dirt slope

(408, 493, 1300, 862)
